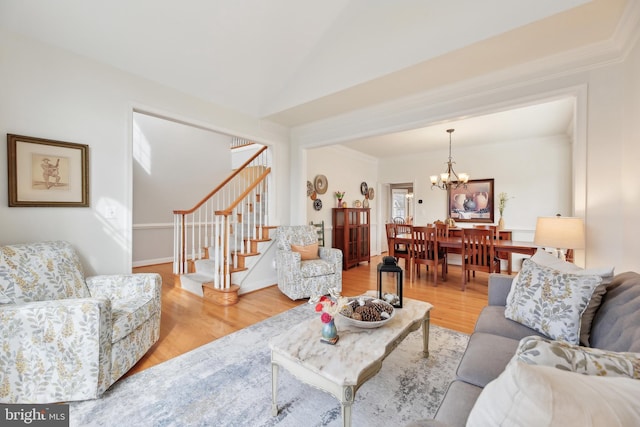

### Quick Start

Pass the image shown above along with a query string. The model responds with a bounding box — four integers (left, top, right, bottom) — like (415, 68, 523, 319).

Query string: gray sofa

(430, 271, 640, 427)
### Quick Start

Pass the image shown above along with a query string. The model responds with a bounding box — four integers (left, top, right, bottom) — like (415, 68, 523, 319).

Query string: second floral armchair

(275, 225, 342, 300)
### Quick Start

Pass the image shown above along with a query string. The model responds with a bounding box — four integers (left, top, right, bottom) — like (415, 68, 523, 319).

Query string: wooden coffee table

(269, 295, 433, 427)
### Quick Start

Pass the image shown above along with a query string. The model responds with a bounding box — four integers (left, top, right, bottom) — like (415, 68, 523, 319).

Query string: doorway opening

(390, 183, 414, 224)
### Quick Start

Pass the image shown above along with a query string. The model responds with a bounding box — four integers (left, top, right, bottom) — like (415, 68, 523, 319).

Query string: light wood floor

(127, 254, 495, 377)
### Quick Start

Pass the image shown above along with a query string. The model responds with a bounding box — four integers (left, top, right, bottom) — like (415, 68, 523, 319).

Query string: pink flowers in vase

(315, 296, 336, 323)
(312, 289, 348, 323)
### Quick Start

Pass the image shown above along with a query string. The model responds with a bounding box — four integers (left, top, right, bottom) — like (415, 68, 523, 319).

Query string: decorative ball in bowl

(338, 296, 395, 328)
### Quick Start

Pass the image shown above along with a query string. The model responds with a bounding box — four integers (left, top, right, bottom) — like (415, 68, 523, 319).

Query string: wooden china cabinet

(332, 208, 370, 270)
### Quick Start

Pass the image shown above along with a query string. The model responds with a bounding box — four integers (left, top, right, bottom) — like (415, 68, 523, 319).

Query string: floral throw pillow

(505, 259, 602, 344)
(516, 336, 640, 379)
(511, 249, 614, 346)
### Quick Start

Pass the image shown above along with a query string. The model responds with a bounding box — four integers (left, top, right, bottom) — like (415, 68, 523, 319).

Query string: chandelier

(430, 129, 469, 190)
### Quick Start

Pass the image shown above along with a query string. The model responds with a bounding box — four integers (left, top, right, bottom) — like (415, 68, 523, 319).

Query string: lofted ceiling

(0, 0, 629, 157)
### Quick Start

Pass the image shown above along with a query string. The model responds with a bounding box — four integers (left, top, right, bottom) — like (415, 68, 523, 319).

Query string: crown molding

(615, 0, 640, 59)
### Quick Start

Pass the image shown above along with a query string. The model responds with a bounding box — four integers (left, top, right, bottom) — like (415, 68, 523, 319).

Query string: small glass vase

(321, 318, 339, 344)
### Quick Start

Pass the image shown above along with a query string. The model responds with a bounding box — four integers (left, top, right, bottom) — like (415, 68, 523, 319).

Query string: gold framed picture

(7, 134, 89, 207)
(447, 178, 494, 223)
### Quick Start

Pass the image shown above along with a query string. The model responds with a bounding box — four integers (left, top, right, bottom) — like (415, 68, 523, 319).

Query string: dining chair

(474, 224, 510, 274)
(461, 228, 500, 291)
(385, 222, 398, 255)
(392, 217, 405, 224)
(473, 224, 497, 235)
(393, 223, 412, 270)
(385, 222, 409, 266)
(310, 220, 325, 246)
(410, 226, 446, 285)
(434, 221, 450, 274)
(395, 223, 412, 235)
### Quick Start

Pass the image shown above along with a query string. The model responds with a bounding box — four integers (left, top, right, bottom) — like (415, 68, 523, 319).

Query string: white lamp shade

(534, 216, 585, 249)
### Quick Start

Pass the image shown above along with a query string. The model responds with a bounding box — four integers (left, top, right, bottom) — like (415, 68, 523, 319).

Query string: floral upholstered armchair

(0, 241, 161, 403)
(275, 225, 342, 300)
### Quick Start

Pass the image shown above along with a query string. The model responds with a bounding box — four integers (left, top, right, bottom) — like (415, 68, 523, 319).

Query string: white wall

(379, 135, 572, 236)
(0, 30, 289, 275)
(132, 113, 232, 265)
(306, 145, 380, 253)
(622, 30, 640, 271)
(585, 32, 640, 273)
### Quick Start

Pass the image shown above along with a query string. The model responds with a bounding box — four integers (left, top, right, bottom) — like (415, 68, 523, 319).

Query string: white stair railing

(173, 145, 270, 290)
(230, 136, 255, 150)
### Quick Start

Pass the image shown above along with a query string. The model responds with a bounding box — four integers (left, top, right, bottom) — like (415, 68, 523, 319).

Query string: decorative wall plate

(314, 175, 328, 194)
(310, 191, 317, 200)
(307, 181, 314, 197)
(360, 181, 368, 196)
(368, 187, 375, 200)
(313, 199, 323, 211)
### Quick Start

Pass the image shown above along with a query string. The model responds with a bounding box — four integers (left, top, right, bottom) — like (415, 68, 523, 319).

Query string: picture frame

(7, 134, 89, 207)
(447, 178, 494, 223)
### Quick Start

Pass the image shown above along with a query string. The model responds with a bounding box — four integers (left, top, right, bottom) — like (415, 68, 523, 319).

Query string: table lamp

(533, 216, 585, 263)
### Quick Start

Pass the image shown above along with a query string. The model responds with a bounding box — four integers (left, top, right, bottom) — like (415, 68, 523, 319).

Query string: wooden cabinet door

(332, 208, 370, 270)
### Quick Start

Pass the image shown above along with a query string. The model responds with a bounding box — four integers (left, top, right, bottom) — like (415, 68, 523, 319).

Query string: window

(390, 184, 413, 222)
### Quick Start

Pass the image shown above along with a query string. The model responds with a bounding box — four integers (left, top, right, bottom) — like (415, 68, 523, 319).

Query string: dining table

(390, 232, 539, 278)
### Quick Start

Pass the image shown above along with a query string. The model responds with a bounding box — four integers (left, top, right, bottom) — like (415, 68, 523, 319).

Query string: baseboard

(238, 277, 277, 295)
(133, 257, 173, 268)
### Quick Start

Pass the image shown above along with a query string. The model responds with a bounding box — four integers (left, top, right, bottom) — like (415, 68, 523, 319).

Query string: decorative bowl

(338, 296, 395, 329)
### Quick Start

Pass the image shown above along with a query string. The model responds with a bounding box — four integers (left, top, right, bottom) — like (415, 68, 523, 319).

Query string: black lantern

(377, 256, 403, 308)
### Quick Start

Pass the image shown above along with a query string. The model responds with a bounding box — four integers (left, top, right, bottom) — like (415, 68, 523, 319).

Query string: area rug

(69, 303, 469, 427)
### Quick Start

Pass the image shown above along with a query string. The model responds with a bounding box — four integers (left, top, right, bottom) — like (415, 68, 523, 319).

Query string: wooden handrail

(173, 145, 267, 215)
(215, 167, 271, 216)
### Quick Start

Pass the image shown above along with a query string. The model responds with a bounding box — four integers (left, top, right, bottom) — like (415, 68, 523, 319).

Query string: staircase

(172, 140, 274, 305)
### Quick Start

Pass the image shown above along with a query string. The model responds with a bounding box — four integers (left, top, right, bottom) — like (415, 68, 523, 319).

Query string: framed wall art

(447, 178, 494, 223)
(7, 134, 89, 207)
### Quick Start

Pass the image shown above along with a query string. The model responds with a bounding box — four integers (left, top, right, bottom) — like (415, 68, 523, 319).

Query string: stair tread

(235, 251, 260, 258)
